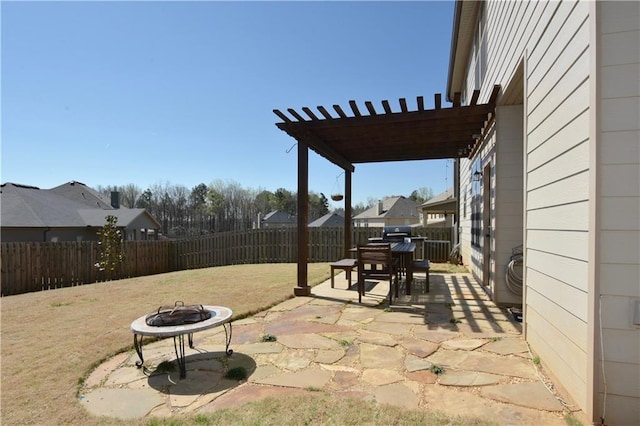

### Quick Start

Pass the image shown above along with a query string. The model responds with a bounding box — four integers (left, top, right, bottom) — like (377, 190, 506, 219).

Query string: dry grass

(1, 261, 481, 426)
(147, 393, 495, 426)
(0, 263, 329, 426)
(429, 262, 469, 274)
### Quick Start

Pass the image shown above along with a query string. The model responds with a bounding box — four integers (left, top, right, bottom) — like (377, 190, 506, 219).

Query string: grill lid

(382, 226, 412, 241)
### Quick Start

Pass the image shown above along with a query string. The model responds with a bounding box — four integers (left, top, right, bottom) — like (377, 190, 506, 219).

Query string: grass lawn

(1, 262, 489, 426)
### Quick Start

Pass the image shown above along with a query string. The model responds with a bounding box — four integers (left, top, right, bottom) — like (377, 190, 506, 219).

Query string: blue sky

(2, 1, 455, 206)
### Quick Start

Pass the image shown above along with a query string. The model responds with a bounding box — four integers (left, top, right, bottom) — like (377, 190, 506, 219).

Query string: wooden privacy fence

(1, 227, 452, 296)
(1, 241, 171, 296)
(173, 227, 453, 269)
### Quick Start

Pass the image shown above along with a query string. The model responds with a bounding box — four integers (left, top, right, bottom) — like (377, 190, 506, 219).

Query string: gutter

(446, 0, 464, 102)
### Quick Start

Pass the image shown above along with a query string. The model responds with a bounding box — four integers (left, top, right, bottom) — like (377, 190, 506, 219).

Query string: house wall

(1, 228, 47, 242)
(1, 228, 102, 242)
(459, 1, 640, 422)
(459, 127, 495, 283)
(494, 105, 524, 306)
(593, 1, 640, 424)
(47, 228, 99, 242)
(458, 0, 596, 416)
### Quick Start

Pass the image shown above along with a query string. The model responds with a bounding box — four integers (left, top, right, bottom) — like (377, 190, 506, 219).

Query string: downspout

(43, 226, 50, 242)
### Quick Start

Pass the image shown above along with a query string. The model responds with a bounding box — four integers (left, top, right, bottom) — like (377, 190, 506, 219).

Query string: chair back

(356, 243, 398, 304)
(357, 243, 393, 266)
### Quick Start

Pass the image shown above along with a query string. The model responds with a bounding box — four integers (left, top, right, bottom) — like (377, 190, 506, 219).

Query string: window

(470, 159, 482, 248)
(473, 3, 487, 91)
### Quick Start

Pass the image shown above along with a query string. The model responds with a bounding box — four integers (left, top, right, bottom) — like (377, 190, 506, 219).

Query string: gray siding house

(1, 181, 161, 242)
(417, 188, 455, 228)
(353, 196, 421, 228)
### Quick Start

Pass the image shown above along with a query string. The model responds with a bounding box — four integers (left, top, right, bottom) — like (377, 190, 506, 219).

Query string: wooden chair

(412, 240, 430, 292)
(356, 243, 399, 304)
(412, 259, 430, 293)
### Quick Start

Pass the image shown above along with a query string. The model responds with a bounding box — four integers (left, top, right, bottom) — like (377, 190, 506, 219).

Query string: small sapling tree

(95, 215, 126, 280)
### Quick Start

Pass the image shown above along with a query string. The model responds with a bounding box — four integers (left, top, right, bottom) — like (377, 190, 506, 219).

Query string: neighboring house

(353, 196, 420, 228)
(450, 1, 639, 424)
(258, 210, 297, 228)
(309, 211, 344, 228)
(417, 188, 455, 227)
(0, 181, 161, 242)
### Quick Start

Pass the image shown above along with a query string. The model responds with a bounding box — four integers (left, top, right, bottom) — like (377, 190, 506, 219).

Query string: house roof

(353, 196, 420, 220)
(49, 181, 114, 209)
(273, 85, 500, 171)
(418, 187, 456, 214)
(309, 212, 344, 227)
(0, 182, 160, 229)
(262, 210, 296, 223)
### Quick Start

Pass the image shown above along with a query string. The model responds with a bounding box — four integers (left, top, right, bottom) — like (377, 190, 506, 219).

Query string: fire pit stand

(131, 305, 233, 379)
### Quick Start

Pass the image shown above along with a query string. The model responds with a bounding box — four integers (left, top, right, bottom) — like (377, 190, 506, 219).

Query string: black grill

(382, 226, 412, 242)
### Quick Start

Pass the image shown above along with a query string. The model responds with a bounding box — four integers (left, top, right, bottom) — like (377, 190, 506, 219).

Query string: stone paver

(252, 367, 332, 389)
(404, 354, 434, 372)
(481, 382, 565, 411)
(80, 272, 578, 423)
(277, 333, 342, 350)
(362, 368, 404, 386)
(359, 343, 404, 369)
(80, 388, 164, 419)
(315, 348, 345, 364)
(356, 329, 398, 346)
(442, 338, 487, 351)
(437, 370, 503, 386)
(482, 337, 530, 355)
(399, 336, 439, 357)
(372, 382, 420, 409)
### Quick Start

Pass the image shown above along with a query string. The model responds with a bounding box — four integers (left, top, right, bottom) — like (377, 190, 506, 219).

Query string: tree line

(95, 180, 433, 238)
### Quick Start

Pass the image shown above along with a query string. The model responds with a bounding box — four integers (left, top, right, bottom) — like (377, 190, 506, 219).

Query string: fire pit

(131, 303, 233, 379)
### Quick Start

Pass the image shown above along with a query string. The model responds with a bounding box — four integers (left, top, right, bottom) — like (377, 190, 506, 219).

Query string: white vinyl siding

(493, 105, 524, 306)
(596, 2, 640, 423)
(524, 0, 591, 414)
(456, 3, 639, 419)
(458, 0, 593, 414)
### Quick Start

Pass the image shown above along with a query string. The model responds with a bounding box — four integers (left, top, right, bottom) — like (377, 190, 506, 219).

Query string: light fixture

(472, 170, 483, 181)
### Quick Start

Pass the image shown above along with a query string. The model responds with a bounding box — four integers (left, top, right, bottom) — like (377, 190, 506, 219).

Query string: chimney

(377, 200, 384, 216)
(110, 191, 120, 209)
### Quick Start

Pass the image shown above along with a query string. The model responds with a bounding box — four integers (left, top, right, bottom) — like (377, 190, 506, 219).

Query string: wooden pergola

(273, 85, 500, 295)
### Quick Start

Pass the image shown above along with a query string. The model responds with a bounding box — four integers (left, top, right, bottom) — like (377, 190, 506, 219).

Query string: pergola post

(294, 142, 311, 296)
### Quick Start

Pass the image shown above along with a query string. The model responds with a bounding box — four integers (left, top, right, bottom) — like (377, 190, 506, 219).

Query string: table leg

(173, 334, 187, 379)
(134, 334, 145, 369)
(223, 322, 233, 356)
(406, 253, 413, 296)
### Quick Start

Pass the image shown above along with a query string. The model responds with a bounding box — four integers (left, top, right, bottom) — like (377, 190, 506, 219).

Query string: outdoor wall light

(472, 170, 483, 181)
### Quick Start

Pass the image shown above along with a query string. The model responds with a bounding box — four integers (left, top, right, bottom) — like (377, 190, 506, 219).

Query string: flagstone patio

(79, 272, 583, 424)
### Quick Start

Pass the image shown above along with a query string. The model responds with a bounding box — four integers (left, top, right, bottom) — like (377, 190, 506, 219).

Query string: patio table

(131, 305, 233, 379)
